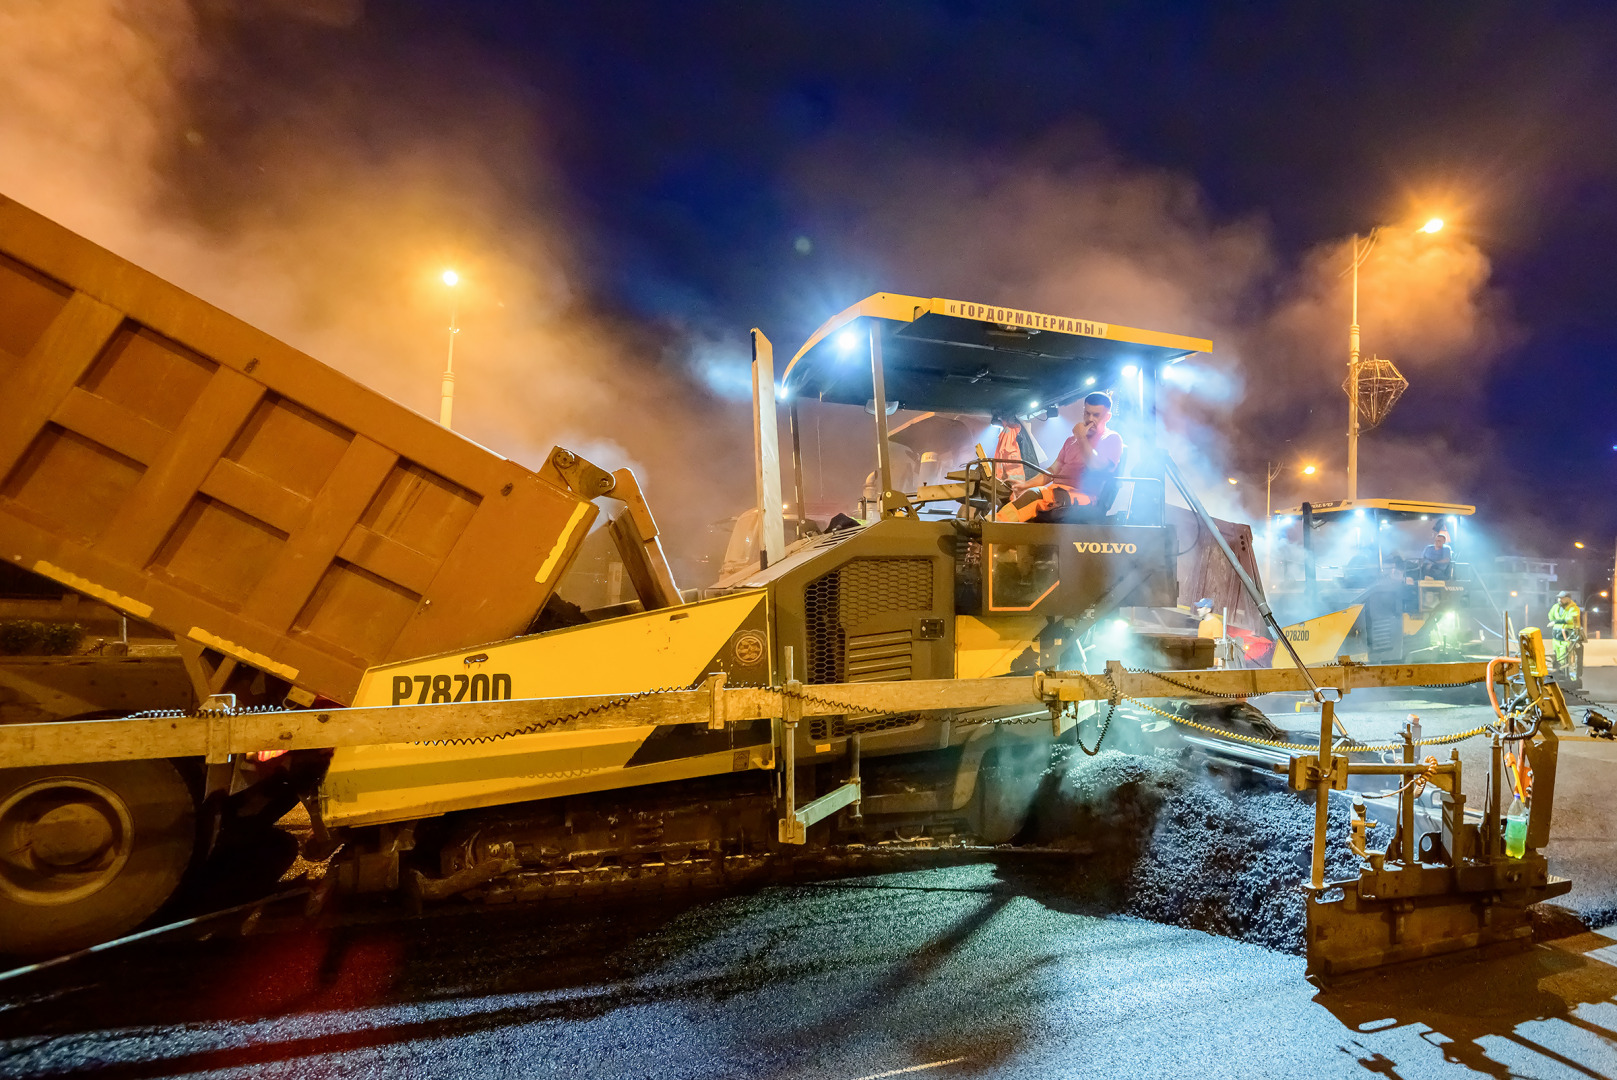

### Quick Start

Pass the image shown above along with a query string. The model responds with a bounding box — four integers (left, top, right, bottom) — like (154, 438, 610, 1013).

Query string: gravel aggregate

(1034, 748, 1373, 953)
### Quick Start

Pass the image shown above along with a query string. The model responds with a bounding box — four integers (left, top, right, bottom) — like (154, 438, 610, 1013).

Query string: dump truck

(0, 197, 1570, 980)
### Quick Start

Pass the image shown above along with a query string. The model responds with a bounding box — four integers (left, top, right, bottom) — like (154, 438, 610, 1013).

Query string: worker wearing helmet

(1194, 598, 1223, 638)
(997, 392, 1123, 522)
(1548, 590, 1584, 677)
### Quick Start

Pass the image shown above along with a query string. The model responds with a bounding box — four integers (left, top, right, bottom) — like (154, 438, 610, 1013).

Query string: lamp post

(1344, 217, 1442, 501)
(438, 269, 460, 429)
(1263, 462, 1316, 587)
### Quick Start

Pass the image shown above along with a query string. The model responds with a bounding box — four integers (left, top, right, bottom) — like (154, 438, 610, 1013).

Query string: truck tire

(0, 760, 194, 957)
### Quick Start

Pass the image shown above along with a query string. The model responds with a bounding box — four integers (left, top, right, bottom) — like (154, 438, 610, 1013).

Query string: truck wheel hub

(0, 779, 134, 904)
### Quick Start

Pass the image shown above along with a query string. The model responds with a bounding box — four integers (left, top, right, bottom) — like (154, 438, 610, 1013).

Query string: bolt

(554, 450, 576, 469)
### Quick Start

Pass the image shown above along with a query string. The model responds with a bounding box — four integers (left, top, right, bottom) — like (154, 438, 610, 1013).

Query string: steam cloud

(0, 0, 755, 582)
(0, 3, 1522, 583)
(788, 135, 1513, 526)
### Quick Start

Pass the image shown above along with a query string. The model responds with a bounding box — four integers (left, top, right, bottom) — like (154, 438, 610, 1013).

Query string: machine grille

(836, 559, 933, 623)
(846, 629, 913, 682)
(810, 713, 922, 740)
(803, 557, 933, 685)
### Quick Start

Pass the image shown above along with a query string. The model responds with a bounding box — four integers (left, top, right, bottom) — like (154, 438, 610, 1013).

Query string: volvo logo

(1073, 541, 1138, 554)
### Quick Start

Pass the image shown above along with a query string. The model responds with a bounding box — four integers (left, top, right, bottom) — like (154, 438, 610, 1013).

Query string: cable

(0, 887, 310, 986)
(1356, 755, 1441, 799)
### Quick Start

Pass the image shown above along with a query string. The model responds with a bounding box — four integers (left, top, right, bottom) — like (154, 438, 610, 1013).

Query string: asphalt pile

(1033, 748, 1372, 954)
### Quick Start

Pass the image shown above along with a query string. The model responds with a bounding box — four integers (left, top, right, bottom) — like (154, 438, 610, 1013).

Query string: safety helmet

(1558, 590, 1572, 599)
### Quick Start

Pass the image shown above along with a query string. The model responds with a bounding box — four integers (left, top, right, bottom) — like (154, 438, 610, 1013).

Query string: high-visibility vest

(1549, 602, 1581, 628)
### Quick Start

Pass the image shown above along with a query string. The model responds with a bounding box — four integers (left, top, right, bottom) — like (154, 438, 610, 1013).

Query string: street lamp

(1344, 217, 1443, 501)
(1263, 461, 1318, 587)
(439, 270, 460, 428)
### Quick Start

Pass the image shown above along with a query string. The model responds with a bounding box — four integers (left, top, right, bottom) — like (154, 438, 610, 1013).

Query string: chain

(1344, 725, 1497, 752)
(1559, 682, 1606, 709)
(418, 677, 1055, 748)
(417, 686, 686, 746)
(1129, 667, 1255, 700)
(1098, 683, 1499, 755)
(778, 684, 895, 719)
(952, 713, 1046, 726)
(399, 670, 1505, 755)
(1074, 671, 1120, 755)
(1135, 665, 1484, 698)
(1129, 694, 1313, 749)
(127, 703, 291, 720)
(779, 684, 1042, 727)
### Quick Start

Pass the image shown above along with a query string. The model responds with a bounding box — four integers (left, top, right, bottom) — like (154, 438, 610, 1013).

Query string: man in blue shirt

(1419, 530, 1453, 581)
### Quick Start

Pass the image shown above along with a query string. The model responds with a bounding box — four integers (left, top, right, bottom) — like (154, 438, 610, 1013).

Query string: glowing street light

(1420, 218, 1445, 234)
(1263, 462, 1320, 585)
(1227, 477, 1238, 485)
(1575, 541, 1586, 549)
(439, 269, 461, 429)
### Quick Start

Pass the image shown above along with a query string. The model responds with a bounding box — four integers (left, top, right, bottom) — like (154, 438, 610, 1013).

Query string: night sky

(7, 0, 1616, 567)
(375, 1, 1617, 547)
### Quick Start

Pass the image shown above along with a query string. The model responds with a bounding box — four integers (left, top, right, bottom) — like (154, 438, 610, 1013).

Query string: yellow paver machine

(0, 198, 1571, 979)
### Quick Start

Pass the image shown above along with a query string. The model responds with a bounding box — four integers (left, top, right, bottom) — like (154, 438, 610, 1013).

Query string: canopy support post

(788, 399, 807, 540)
(869, 323, 897, 518)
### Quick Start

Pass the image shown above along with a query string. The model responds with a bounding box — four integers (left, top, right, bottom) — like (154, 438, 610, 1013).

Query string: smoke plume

(0, 4, 1522, 582)
(0, 0, 755, 582)
(788, 133, 1514, 529)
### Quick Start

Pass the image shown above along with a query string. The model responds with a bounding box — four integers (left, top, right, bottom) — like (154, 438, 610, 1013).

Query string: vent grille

(837, 559, 932, 622)
(803, 557, 933, 685)
(810, 713, 922, 740)
(846, 629, 913, 682)
(802, 572, 846, 683)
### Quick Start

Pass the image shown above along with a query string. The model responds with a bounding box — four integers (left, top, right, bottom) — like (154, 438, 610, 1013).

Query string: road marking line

(848, 1058, 967, 1080)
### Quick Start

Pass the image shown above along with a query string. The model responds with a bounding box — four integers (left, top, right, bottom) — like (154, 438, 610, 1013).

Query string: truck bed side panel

(0, 197, 595, 704)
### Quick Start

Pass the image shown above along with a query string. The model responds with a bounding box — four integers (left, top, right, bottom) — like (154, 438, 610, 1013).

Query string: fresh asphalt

(3, 694, 1616, 1080)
